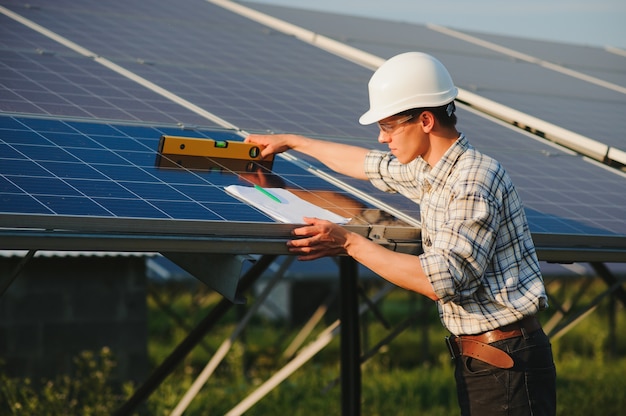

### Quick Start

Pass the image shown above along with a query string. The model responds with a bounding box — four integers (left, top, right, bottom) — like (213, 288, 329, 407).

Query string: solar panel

(463, 32, 626, 88)
(0, 11, 223, 126)
(1, 0, 625, 263)
(242, 2, 626, 158)
(0, 114, 382, 222)
(0, 0, 375, 138)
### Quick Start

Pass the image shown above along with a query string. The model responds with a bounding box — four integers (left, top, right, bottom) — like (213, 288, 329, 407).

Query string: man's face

(377, 113, 425, 163)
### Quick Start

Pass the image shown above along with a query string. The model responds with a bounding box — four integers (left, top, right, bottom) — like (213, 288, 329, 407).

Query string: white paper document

(225, 185, 351, 224)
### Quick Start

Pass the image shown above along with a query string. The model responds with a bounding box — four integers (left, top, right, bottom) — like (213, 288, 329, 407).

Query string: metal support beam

(223, 283, 394, 415)
(590, 262, 625, 355)
(0, 249, 36, 298)
(114, 254, 277, 416)
(548, 278, 624, 341)
(170, 261, 286, 416)
(591, 262, 626, 307)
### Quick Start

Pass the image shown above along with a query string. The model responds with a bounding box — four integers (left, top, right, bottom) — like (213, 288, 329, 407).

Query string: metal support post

(340, 256, 360, 416)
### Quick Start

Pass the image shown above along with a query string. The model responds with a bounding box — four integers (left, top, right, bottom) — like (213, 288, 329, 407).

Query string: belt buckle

(445, 336, 459, 360)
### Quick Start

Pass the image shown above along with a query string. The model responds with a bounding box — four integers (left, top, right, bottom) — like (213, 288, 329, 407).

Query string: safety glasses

(378, 114, 415, 134)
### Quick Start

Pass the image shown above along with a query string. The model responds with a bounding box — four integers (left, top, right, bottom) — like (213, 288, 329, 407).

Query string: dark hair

(398, 101, 457, 128)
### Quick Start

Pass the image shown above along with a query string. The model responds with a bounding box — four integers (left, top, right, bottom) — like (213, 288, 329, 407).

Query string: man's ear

(420, 111, 435, 132)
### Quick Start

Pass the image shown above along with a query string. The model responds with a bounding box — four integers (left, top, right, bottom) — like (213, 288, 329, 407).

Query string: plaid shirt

(364, 134, 547, 335)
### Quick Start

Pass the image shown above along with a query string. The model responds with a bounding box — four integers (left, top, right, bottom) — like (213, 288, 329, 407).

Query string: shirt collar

(425, 133, 468, 188)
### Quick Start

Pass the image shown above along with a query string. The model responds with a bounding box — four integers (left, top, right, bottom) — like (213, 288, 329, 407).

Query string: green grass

(2, 277, 625, 415)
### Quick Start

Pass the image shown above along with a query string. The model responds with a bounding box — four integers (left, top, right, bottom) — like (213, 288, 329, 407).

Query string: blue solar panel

(1, 0, 625, 247)
(0, 13, 220, 126)
(243, 3, 626, 157)
(0, 0, 376, 139)
(0, 115, 386, 225)
(2, 112, 625, 239)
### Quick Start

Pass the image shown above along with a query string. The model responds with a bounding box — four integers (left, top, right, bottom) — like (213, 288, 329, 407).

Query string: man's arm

(244, 136, 439, 298)
(245, 134, 370, 180)
(288, 217, 438, 301)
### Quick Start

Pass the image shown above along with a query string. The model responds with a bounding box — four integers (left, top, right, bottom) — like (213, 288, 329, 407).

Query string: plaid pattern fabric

(365, 134, 547, 335)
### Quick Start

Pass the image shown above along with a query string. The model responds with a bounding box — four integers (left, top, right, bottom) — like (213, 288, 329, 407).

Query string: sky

(245, 0, 626, 49)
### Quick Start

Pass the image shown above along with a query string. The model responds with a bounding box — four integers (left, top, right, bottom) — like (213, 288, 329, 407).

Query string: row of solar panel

(1, 0, 625, 239)
(245, 1, 626, 154)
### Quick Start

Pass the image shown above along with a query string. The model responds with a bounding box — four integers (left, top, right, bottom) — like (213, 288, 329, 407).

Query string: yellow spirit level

(158, 135, 273, 162)
(155, 153, 263, 172)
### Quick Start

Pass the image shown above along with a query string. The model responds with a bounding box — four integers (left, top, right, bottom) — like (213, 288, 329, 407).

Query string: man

(245, 52, 556, 415)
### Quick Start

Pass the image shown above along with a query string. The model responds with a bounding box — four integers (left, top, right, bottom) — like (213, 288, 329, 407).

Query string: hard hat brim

(358, 88, 458, 126)
(359, 108, 388, 126)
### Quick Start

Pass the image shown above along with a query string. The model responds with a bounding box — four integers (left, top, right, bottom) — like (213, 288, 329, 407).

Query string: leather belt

(462, 316, 542, 344)
(445, 316, 542, 369)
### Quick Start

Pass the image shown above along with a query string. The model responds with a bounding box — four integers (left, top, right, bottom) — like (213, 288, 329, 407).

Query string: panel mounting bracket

(160, 252, 253, 303)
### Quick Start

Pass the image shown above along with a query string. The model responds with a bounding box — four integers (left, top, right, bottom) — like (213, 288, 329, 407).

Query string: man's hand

(287, 217, 351, 260)
(246, 133, 370, 180)
(245, 134, 295, 159)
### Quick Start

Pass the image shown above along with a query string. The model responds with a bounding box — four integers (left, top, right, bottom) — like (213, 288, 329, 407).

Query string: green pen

(254, 184, 282, 203)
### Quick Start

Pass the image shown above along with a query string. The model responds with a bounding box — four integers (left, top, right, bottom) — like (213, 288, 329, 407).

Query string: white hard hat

(359, 52, 458, 125)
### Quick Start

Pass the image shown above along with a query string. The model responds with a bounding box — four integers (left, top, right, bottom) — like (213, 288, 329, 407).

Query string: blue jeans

(454, 329, 556, 416)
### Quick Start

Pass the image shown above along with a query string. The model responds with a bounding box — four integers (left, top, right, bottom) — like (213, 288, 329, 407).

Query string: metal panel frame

(3, 214, 626, 262)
